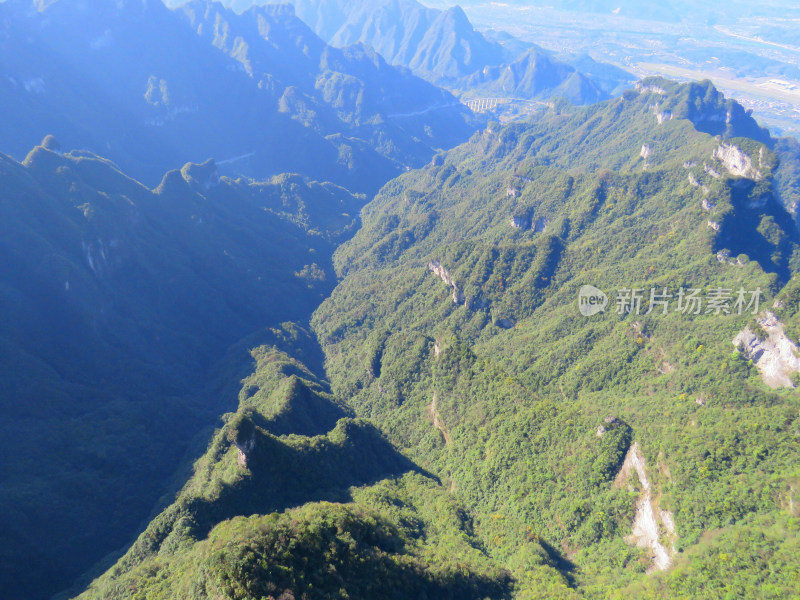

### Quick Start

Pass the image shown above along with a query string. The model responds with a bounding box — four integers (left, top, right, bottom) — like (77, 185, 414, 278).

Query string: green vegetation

(42, 79, 800, 599)
(308, 80, 800, 595)
(0, 141, 365, 600)
(75, 326, 517, 600)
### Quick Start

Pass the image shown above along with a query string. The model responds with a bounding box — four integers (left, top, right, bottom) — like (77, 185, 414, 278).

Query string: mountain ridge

(205, 0, 633, 105)
(0, 135, 370, 600)
(62, 78, 800, 598)
(0, 0, 477, 193)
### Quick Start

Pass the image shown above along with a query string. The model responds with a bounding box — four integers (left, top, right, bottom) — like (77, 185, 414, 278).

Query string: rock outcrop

(235, 430, 257, 468)
(428, 260, 465, 304)
(734, 312, 800, 388)
(713, 143, 762, 180)
(616, 442, 677, 573)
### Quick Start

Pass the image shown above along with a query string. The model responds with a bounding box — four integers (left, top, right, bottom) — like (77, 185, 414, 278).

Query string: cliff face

(428, 259, 465, 304)
(734, 312, 800, 388)
(635, 77, 772, 144)
(616, 443, 678, 572)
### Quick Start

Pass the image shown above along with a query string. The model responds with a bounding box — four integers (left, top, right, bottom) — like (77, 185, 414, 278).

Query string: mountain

(73, 326, 519, 600)
(0, 0, 477, 194)
(447, 0, 683, 22)
(71, 77, 800, 598)
(559, 53, 639, 96)
(403, 4, 506, 80)
(308, 79, 800, 596)
(217, 0, 508, 78)
(290, 0, 636, 103)
(206, 0, 630, 105)
(0, 137, 368, 600)
(464, 48, 607, 105)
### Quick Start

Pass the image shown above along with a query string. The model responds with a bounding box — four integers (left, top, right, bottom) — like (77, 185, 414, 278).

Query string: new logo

(578, 285, 608, 316)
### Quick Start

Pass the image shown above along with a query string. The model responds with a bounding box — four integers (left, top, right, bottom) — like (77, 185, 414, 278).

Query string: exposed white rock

(707, 220, 721, 231)
(636, 82, 666, 95)
(640, 144, 653, 159)
(704, 164, 722, 179)
(656, 110, 673, 124)
(688, 173, 711, 198)
(733, 312, 800, 388)
(661, 509, 677, 537)
(713, 143, 763, 180)
(428, 260, 465, 304)
(533, 217, 549, 233)
(596, 415, 622, 438)
(616, 442, 677, 573)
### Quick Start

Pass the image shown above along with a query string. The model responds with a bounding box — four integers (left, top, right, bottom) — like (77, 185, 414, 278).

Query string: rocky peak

(181, 158, 220, 190)
(712, 143, 763, 180)
(633, 77, 772, 145)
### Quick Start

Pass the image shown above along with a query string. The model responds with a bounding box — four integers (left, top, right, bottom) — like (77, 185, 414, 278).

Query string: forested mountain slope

(0, 138, 363, 600)
(75, 77, 800, 599)
(74, 325, 527, 600)
(310, 77, 800, 596)
(1, 4, 485, 598)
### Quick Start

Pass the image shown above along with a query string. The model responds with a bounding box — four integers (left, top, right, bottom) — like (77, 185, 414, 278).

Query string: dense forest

(72, 79, 800, 599)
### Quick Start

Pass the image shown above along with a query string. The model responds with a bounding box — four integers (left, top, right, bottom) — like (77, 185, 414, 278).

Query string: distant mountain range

(0, 0, 477, 193)
(296, 0, 507, 80)
(204, 0, 634, 105)
(441, 0, 794, 23)
(464, 47, 607, 104)
(215, 0, 500, 73)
